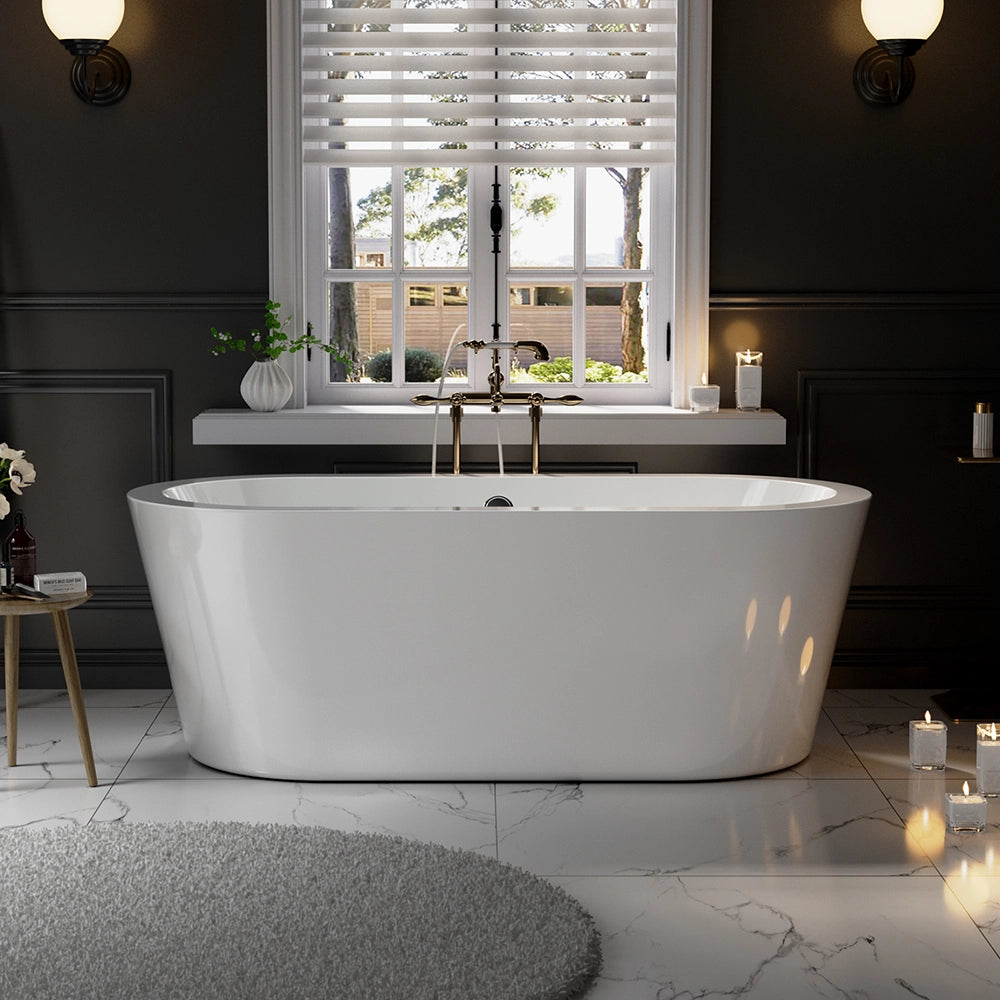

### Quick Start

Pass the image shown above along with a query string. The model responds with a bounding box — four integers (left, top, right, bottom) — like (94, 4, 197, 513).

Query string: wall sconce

(42, 0, 130, 106)
(853, 0, 943, 106)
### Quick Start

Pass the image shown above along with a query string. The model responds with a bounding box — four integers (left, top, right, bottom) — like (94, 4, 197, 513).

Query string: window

(269, 0, 710, 408)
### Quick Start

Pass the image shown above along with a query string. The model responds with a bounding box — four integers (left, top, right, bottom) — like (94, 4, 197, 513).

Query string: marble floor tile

(7, 688, 1000, 995)
(117, 699, 229, 780)
(1, 704, 164, 782)
(91, 778, 499, 854)
(946, 874, 1000, 955)
(822, 689, 946, 709)
(878, 775, 1000, 878)
(497, 779, 934, 877)
(0, 778, 110, 829)
(763, 711, 867, 779)
(553, 875, 1000, 999)
(824, 704, 978, 779)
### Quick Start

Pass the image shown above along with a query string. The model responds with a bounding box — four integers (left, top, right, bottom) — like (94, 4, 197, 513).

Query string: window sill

(193, 405, 785, 447)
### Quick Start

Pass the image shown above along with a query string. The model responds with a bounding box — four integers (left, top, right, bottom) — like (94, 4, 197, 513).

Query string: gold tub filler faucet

(411, 339, 582, 474)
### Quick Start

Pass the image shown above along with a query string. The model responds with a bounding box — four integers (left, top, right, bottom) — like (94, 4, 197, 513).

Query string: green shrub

(366, 347, 443, 383)
(519, 356, 573, 383)
(510, 355, 647, 384)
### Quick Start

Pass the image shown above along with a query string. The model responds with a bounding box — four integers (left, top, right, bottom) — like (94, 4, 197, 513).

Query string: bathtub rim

(127, 473, 871, 514)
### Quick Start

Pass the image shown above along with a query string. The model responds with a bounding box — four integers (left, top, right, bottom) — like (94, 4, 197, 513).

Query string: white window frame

(268, 0, 710, 411)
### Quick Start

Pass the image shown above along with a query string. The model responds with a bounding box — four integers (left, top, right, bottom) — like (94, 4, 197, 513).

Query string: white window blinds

(302, 0, 677, 167)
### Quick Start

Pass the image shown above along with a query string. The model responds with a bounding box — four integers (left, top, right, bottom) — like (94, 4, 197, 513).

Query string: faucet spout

(513, 340, 549, 362)
(460, 338, 549, 362)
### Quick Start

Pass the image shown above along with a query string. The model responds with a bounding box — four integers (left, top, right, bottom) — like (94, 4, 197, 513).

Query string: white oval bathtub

(127, 474, 870, 781)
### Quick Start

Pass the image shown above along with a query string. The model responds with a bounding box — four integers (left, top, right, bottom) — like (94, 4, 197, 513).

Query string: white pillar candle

(909, 711, 947, 770)
(735, 351, 763, 411)
(977, 722, 1000, 796)
(945, 781, 987, 833)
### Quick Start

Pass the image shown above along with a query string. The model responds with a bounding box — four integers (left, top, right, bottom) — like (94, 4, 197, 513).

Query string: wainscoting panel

(0, 371, 171, 685)
(797, 370, 1000, 682)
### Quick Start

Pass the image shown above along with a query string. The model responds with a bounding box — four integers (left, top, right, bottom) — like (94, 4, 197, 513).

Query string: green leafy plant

(211, 300, 353, 371)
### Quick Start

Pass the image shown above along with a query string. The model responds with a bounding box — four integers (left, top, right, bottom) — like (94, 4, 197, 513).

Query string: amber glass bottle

(5, 510, 36, 586)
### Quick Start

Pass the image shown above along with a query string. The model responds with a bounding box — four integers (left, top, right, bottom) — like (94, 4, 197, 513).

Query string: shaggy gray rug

(0, 822, 600, 1000)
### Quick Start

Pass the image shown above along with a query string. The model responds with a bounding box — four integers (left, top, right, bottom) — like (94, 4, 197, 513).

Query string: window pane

(334, 167, 392, 270)
(404, 282, 469, 383)
(328, 281, 392, 383)
(508, 283, 573, 383)
(585, 282, 649, 382)
(403, 167, 469, 268)
(509, 167, 573, 268)
(586, 167, 649, 268)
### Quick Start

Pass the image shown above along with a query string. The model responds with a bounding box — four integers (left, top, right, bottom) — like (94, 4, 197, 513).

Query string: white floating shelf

(193, 405, 785, 448)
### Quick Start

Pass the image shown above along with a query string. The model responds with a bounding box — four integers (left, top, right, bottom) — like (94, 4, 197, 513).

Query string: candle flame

(924, 710, 931, 724)
(701, 372, 708, 386)
(963, 781, 971, 797)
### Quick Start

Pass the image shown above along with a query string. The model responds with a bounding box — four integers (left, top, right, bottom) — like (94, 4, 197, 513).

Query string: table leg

(4, 615, 18, 768)
(50, 610, 98, 787)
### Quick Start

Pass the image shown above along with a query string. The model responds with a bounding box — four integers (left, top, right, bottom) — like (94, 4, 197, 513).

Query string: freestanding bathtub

(127, 474, 870, 781)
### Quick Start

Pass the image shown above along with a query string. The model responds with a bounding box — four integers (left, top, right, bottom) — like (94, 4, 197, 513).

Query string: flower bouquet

(0, 443, 36, 520)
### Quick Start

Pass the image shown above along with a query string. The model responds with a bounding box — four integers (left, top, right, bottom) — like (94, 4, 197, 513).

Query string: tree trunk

(328, 167, 359, 380)
(325, 0, 363, 381)
(620, 167, 645, 374)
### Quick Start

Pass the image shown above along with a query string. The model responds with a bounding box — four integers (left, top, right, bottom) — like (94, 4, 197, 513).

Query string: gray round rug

(0, 821, 601, 1000)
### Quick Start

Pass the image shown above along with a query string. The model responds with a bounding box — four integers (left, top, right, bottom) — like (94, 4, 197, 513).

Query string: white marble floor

(4, 688, 1000, 998)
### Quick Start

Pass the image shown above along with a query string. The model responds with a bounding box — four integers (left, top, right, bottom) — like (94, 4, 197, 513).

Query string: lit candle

(977, 722, 1000, 797)
(945, 780, 986, 833)
(909, 710, 947, 771)
(735, 351, 763, 411)
(689, 372, 720, 413)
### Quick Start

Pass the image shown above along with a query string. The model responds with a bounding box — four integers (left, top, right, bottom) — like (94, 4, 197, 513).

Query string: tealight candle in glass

(735, 351, 763, 411)
(909, 711, 947, 771)
(945, 781, 986, 833)
(689, 373, 720, 413)
(977, 722, 1000, 797)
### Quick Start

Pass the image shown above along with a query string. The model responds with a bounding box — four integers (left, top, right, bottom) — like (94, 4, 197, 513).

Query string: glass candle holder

(909, 713, 947, 770)
(946, 782, 987, 833)
(735, 351, 763, 411)
(689, 382, 720, 413)
(977, 722, 1000, 796)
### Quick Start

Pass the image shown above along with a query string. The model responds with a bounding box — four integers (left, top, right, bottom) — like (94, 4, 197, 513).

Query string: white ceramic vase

(240, 359, 292, 412)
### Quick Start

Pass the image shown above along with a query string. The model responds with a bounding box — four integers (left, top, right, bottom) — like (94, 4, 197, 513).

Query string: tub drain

(484, 495, 514, 508)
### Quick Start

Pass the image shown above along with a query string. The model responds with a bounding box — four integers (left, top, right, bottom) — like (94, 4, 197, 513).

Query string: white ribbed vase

(240, 360, 293, 412)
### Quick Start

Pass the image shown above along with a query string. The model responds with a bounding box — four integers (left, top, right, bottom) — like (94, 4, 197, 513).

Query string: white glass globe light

(861, 0, 943, 42)
(42, 0, 125, 42)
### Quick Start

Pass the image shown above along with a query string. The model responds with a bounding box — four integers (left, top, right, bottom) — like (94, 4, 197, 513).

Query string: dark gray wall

(0, 1, 996, 687)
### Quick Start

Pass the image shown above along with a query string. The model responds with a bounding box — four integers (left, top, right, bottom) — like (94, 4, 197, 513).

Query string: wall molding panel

(0, 372, 171, 672)
(711, 292, 1000, 311)
(796, 369, 1000, 479)
(0, 293, 262, 312)
(0, 370, 173, 482)
(0, 649, 169, 690)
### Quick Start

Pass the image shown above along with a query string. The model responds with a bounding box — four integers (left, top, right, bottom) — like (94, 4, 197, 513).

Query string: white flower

(0, 494, 9, 520)
(0, 443, 24, 461)
(8, 458, 35, 495)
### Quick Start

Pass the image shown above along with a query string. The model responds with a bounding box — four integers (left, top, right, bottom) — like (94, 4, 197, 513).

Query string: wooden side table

(2, 589, 97, 786)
